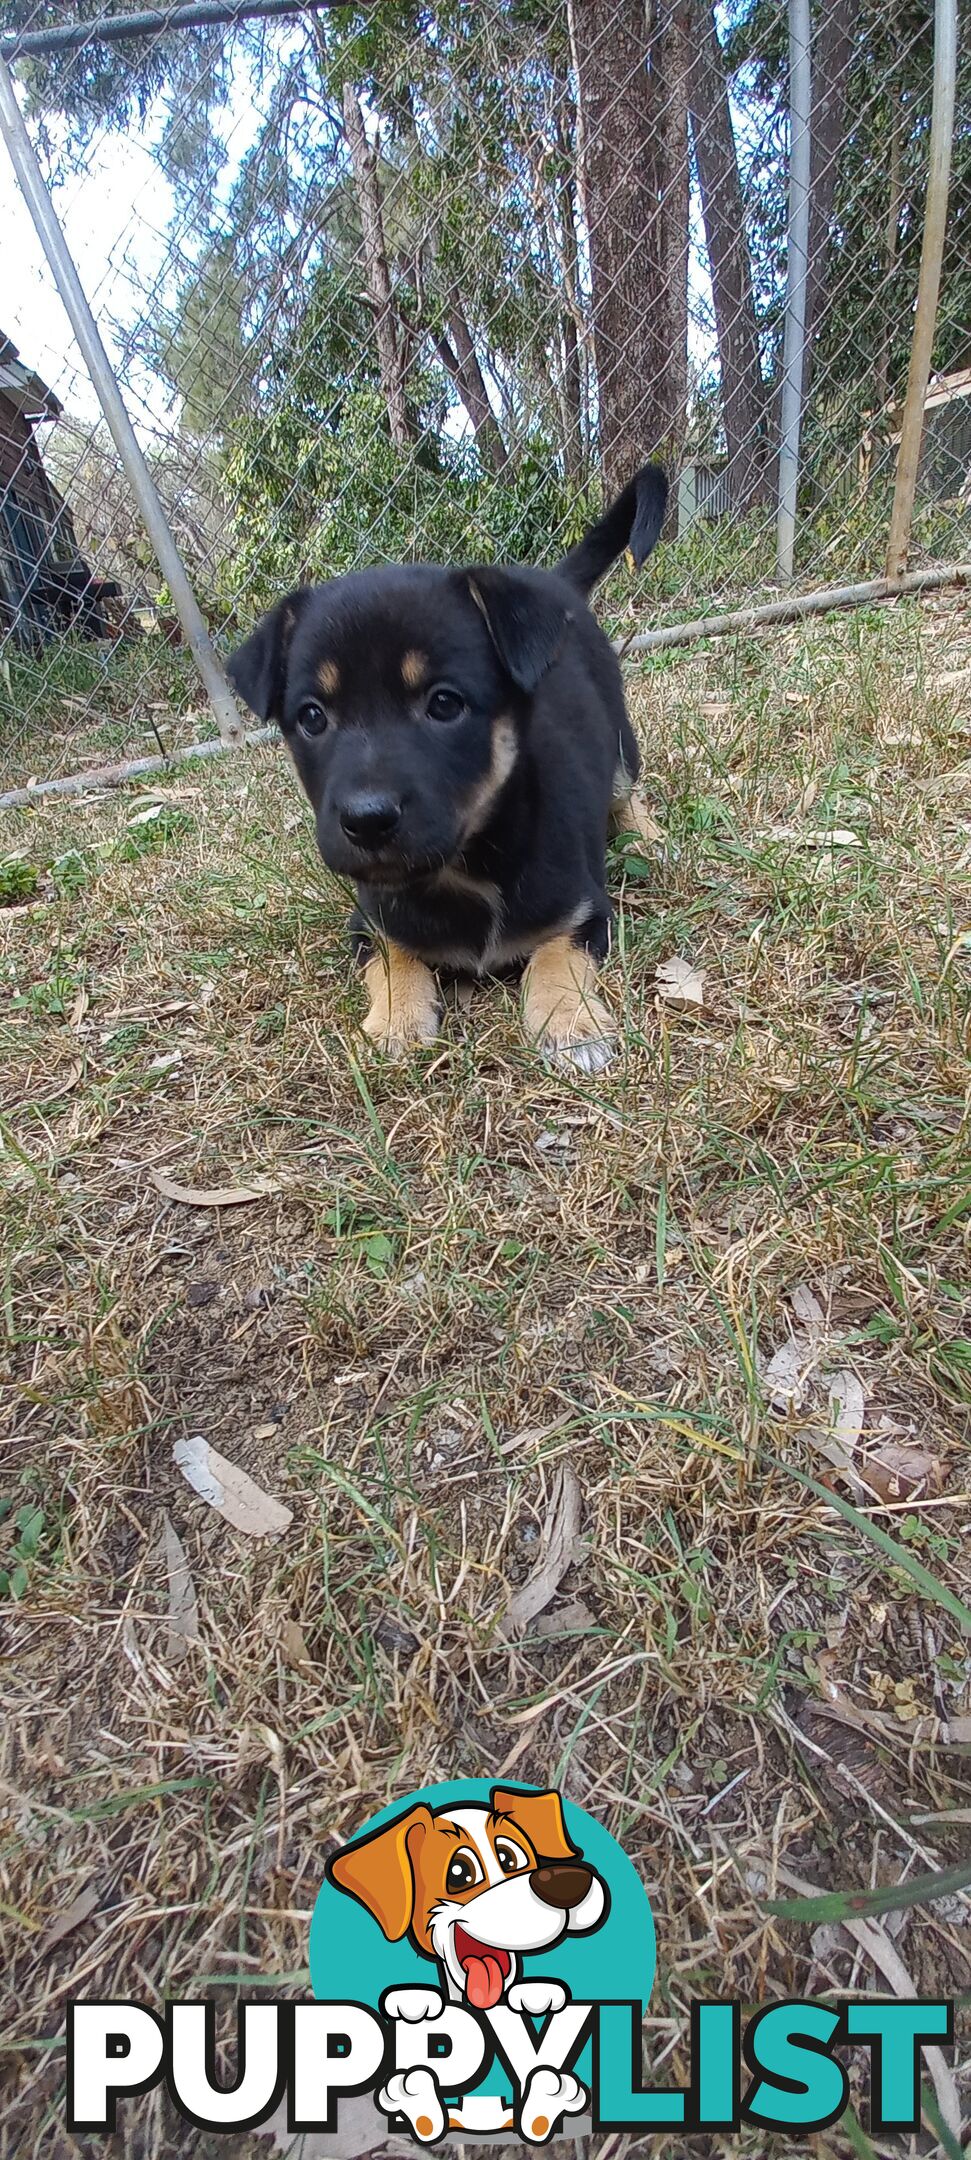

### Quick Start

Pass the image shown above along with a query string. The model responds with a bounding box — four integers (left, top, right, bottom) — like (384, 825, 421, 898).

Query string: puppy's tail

(557, 463, 669, 597)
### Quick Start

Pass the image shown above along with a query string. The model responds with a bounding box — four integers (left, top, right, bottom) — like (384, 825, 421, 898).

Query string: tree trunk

(568, 0, 680, 494)
(804, 0, 855, 383)
(341, 83, 413, 449)
(441, 295, 509, 474)
(554, 80, 587, 481)
(658, 0, 690, 480)
(684, 0, 766, 508)
(559, 311, 585, 481)
(873, 77, 903, 411)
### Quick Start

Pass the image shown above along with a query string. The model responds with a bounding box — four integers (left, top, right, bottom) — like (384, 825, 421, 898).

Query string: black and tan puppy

(227, 464, 667, 1070)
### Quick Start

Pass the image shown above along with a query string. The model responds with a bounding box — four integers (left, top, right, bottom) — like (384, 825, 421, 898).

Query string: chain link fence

(0, 0, 969, 783)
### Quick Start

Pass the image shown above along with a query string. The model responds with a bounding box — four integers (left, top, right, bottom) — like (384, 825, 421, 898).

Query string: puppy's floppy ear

(226, 588, 310, 723)
(491, 1786, 577, 1863)
(326, 1802, 433, 1942)
(464, 568, 572, 694)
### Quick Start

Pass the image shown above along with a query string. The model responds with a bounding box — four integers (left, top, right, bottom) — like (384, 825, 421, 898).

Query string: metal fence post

(776, 0, 812, 583)
(0, 53, 244, 744)
(885, 0, 959, 580)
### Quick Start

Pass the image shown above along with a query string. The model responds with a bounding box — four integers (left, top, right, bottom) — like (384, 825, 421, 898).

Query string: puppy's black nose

(339, 794, 402, 849)
(532, 1863, 592, 1911)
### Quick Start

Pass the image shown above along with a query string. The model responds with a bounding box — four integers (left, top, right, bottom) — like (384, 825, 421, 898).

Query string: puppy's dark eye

(495, 1839, 528, 1875)
(427, 687, 466, 724)
(446, 1849, 481, 1893)
(297, 701, 329, 738)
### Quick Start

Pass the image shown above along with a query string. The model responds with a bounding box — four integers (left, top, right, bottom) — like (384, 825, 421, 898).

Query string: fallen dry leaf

(150, 1166, 284, 1208)
(860, 1440, 944, 1505)
(161, 1513, 200, 1661)
(656, 956, 705, 1011)
(38, 1884, 101, 1956)
(173, 1436, 293, 1539)
(69, 987, 89, 1029)
(798, 1370, 866, 1489)
(502, 1465, 583, 1635)
(762, 1336, 814, 1412)
(828, 1371, 866, 1454)
(790, 1283, 826, 1338)
(769, 825, 863, 848)
(498, 1417, 572, 1457)
(534, 1596, 595, 1638)
(282, 1617, 311, 1668)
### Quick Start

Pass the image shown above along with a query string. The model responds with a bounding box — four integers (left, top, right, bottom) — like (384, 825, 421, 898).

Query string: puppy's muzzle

(532, 1862, 593, 1910)
(339, 791, 402, 850)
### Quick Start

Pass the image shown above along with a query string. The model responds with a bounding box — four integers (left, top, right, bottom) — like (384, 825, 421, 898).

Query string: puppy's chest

(361, 868, 528, 974)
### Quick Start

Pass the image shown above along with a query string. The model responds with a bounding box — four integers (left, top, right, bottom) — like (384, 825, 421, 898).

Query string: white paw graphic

(506, 1980, 568, 2018)
(383, 1986, 444, 2024)
(519, 2066, 587, 2143)
(379, 2068, 445, 2143)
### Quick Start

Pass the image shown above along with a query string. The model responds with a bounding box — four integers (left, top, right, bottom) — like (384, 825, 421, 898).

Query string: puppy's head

(227, 565, 573, 885)
(328, 1786, 607, 2008)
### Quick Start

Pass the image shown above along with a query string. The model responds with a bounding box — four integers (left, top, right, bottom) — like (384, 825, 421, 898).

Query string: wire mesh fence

(0, 0, 969, 781)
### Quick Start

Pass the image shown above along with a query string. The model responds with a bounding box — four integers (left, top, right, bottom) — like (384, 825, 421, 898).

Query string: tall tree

(340, 83, 414, 448)
(804, 0, 855, 388)
(432, 295, 510, 473)
(684, 0, 766, 506)
(658, 0, 691, 470)
(568, 0, 685, 491)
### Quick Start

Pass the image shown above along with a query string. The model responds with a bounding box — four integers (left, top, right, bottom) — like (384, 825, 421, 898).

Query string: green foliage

(0, 1495, 48, 1601)
(0, 858, 40, 907)
(223, 374, 593, 612)
(10, 0, 969, 654)
(8, 1, 230, 144)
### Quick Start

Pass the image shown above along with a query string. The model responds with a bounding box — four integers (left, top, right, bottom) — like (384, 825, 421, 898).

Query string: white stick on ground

(0, 727, 277, 814)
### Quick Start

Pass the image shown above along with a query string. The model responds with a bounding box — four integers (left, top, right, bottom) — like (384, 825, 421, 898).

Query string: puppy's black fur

(228, 464, 667, 996)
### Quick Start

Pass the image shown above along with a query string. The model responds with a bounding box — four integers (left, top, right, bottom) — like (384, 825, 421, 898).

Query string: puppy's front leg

(362, 941, 440, 1055)
(522, 930, 616, 1075)
(609, 785, 666, 849)
(518, 2066, 587, 2144)
(378, 2067, 446, 2144)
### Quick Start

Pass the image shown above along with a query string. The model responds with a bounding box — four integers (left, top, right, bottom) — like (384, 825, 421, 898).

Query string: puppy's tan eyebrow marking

(401, 648, 427, 690)
(317, 659, 340, 696)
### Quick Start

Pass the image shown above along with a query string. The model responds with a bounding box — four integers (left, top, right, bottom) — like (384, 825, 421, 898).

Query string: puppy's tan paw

(549, 1029, 616, 1076)
(523, 937, 617, 1074)
(363, 945, 440, 1055)
(610, 785, 666, 850)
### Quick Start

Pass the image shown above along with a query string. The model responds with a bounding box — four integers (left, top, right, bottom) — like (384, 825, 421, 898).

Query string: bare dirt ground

(2, 591, 970, 2158)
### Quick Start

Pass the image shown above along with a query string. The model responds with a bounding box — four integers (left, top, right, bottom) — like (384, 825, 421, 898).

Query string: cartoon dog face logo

(327, 1786, 608, 2009)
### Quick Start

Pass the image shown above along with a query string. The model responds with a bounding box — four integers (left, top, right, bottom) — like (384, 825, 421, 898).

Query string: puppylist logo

(66, 1779, 954, 2144)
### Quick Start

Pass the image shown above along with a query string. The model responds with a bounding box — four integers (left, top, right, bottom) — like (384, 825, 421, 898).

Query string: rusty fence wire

(0, 0, 969, 778)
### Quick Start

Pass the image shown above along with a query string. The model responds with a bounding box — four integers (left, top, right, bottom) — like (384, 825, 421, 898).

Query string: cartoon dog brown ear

(491, 1786, 577, 1862)
(327, 1803, 433, 1942)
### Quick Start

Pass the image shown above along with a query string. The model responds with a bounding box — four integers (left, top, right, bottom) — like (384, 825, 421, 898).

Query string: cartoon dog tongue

(455, 1929, 510, 2010)
(464, 1953, 505, 2010)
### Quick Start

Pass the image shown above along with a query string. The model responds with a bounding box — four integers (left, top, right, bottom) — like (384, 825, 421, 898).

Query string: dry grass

(1, 592, 970, 2160)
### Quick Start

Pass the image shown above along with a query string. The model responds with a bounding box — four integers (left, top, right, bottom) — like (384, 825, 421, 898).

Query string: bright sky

(2, 50, 723, 463)
(2, 37, 268, 448)
(3, 123, 183, 442)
